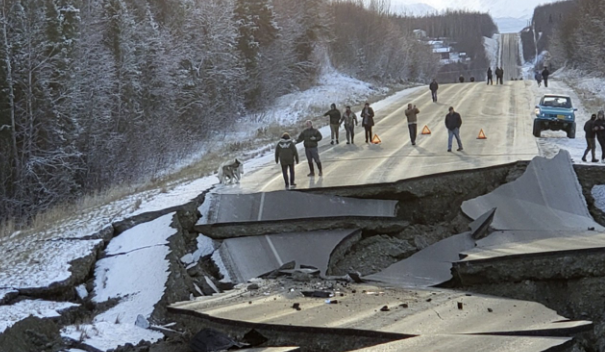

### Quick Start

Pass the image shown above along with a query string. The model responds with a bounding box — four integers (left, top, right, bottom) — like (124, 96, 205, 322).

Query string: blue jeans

(448, 128, 462, 150)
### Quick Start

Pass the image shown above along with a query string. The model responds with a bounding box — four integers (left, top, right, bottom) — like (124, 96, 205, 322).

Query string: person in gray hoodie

(340, 105, 358, 144)
(404, 103, 420, 146)
(275, 132, 299, 189)
(296, 120, 323, 176)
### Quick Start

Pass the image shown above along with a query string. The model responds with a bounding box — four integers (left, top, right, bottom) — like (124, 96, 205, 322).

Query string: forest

(522, 0, 605, 76)
(0, 0, 493, 227)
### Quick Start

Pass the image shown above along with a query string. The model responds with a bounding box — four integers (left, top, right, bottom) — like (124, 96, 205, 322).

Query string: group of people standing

(322, 103, 375, 145)
(274, 102, 376, 189)
(582, 110, 605, 162)
(487, 67, 505, 85)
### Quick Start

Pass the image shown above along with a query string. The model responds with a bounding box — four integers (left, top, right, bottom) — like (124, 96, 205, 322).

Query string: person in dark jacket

(582, 114, 598, 162)
(324, 103, 341, 145)
(445, 106, 463, 152)
(275, 132, 299, 189)
(405, 103, 420, 146)
(534, 71, 542, 87)
(361, 102, 375, 143)
(459, 75, 465, 83)
(541, 67, 550, 88)
(340, 105, 358, 144)
(296, 120, 323, 176)
(487, 67, 493, 85)
(594, 110, 605, 161)
(429, 79, 438, 102)
(496, 67, 504, 84)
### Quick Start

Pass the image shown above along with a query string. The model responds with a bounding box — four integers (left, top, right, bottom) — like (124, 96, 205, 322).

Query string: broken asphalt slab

(169, 284, 590, 352)
(217, 229, 360, 283)
(195, 191, 399, 238)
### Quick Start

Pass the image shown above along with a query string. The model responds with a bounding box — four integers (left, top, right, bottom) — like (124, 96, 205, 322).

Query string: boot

(307, 162, 314, 177)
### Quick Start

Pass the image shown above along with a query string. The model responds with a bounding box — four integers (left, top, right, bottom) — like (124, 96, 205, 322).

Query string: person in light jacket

(275, 132, 299, 189)
(340, 105, 358, 144)
(404, 103, 420, 146)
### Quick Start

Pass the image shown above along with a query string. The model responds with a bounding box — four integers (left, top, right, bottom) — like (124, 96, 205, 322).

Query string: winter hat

(599, 110, 605, 118)
(330, 103, 336, 109)
(282, 132, 290, 139)
(591, 114, 597, 120)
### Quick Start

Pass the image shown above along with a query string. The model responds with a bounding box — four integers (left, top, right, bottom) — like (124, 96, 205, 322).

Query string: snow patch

(0, 300, 78, 333)
(62, 321, 163, 352)
(592, 186, 605, 213)
(105, 213, 174, 255)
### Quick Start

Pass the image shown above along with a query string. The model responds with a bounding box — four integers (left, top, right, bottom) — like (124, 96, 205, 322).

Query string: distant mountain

(493, 17, 531, 33)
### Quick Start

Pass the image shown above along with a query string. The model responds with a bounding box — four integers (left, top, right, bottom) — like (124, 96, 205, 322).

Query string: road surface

(222, 34, 537, 193)
(500, 33, 522, 80)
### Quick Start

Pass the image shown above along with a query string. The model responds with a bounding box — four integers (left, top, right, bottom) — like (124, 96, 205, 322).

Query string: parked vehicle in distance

(533, 94, 577, 138)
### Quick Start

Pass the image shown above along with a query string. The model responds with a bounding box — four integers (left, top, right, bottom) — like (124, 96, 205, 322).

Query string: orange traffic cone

(477, 129, 487, 139)
(371, 134, 382, 144)
(421, 125, 431, 135)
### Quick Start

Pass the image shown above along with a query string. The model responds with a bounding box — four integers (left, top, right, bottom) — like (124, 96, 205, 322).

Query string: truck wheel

(533, 120, 541, 137)
(567, 123, 576, 139)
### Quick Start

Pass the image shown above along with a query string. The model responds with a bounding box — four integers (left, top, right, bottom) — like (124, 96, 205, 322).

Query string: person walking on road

(541, 67, 550, 88)
(496, 67, 504, 84)
(296, 120, 323, 176)
(487, 67, 493, 85)
(361, 102, 375, 143)
(445, 106, 463, 152)
(594, 110, 605, 161)
(275, 132, 299, 189)
(405, 103, 420, 146)
(340, 105, 358, 144)
(582, 114, 598, 162)
(429, 79, 438, 102)
(324, 103, 341, 145)
(534, 71, 542, 87)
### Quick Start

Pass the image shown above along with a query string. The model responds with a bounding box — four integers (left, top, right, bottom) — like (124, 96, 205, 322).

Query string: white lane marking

(257, 192, 266, 221)
(265, 235, 284, 266)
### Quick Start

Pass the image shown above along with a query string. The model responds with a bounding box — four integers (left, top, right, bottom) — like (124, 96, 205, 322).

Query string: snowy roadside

(528, 67, 605, 162)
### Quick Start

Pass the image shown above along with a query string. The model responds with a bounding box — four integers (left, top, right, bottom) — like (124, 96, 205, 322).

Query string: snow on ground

(484, 35, 500, 70)
(61, 213, 175, 350)
(0, 300, 78, 333)
(593, 186, 605, 213)
(0, 238, 103, 289)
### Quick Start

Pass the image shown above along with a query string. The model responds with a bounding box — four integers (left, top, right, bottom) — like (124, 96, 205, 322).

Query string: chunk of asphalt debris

(300, 264, 319, 270)
(457, 302, 464, 310)
(259, 260, 297, 279)
(380, 305, 390, 312)
(190, 328, 244, 352)
(426, 298, 432, 302)
(292, 303, 301, 310)
(488, 308, 493, 313)
(347, 271, 364, 283)
(400, 303, 409, 308)
(302, 290, 333, 298)
(325, 300, 338, 304)
(247, 283, 260, 290)
(242, 329, 268, 346)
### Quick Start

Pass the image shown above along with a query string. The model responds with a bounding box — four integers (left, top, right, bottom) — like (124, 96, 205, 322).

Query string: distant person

(275, 132, 299, 189)
(340, 105, 358, 144)
(470, 77, 475, 82)
(534, 71, 542, 87)
(324, 103, 341, 145)
(445, 106, 463, 152)
(487, 67, 493, 85)
(296, 120, 323, 177)
(496, 67, 504, 84)
(541, 67, 550, 88)
(404, 103, 420, 146)
(595, 110, 605, 161)
(429, 79, 438, 102)
(582, 114, 598, 162)
(459, 75, 465, 83)
(361, 102, 375, 143)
